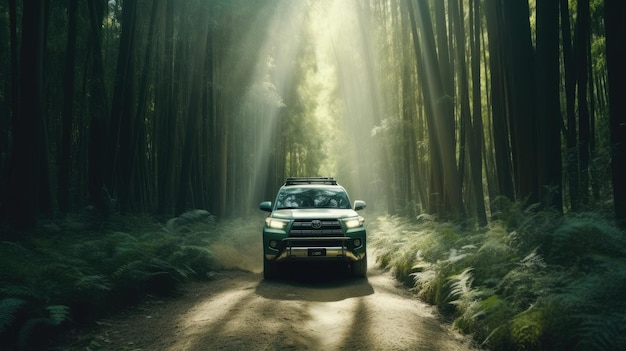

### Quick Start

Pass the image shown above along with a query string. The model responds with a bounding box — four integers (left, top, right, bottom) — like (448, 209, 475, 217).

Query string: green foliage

(0, 298, 26, 334)
(370, 203, 626, 351)
(12, 304, 72, 350)
(0, 210, 220, 349)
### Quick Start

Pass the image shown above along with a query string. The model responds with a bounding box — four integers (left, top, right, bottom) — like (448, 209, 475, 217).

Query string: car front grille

(289, 219, 344, 237)
(285, 239, 346, 247)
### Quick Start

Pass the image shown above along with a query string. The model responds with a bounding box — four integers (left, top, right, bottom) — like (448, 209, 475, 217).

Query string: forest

(1, 0, 625, 350)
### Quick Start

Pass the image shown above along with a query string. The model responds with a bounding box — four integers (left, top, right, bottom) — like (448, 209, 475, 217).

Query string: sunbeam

(236, 0, 387, 211)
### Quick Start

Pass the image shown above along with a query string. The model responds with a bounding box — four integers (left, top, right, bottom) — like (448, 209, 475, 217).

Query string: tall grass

(370, 204, 626, 351)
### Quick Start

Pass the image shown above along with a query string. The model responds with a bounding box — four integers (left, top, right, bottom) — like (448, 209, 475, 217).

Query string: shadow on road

(255, 262, 375, 302)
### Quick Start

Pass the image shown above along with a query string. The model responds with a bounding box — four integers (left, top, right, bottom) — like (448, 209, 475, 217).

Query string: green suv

(259, 177, 367, 279)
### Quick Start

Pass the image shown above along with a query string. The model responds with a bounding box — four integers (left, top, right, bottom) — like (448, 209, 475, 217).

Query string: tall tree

(8, 0, 19, 133)
(399, 0, 424, 214)
(484, 0, 539, 207)
(503, 0, 538, 205)
(58, 0, 78, 213)
(155, 0, 176, 216)
(468, 0, 488, 225)
(6, 0, 48, 231)
(560, 0, 580, 209)
(484, 0, 515, 207)
(175, 4, 211, 216)
(86, 0, 110, 214)
(575, 0, 591, 207)
(407, 0, 442, 215)
(536, 0, 563, 211)
(605, 0, 626, 228)
(407, 0, 464, 219)
(450, 0, 487, 225)
(131, 0, 159, 211)
(109, 0, 137, 213)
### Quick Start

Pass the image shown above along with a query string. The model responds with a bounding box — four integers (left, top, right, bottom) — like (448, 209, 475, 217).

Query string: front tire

(263, 257, 280, 280)
(351, 255, 367, 278)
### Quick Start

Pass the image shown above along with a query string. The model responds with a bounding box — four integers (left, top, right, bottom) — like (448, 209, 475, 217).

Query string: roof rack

(284, 177, 337, 185)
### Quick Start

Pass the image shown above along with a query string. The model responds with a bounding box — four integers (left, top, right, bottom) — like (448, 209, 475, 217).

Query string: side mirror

(353, 200, 366, 211)
(259, 201, 272, 212)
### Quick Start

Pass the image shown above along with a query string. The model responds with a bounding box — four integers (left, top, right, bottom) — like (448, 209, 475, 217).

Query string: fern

(0, 241, 35, 283)
(148, 257, 192, 280)
(510, 306, 544, 349)
(0, 284, 40, 300)
(166, 209, 216, 235)
(410, 265, 440, 303)
(45, 305, 71, 326)
(533, 255, 626, 350)
(575, 312, 626, 351)
(70, 238, 110, 265)
(169, 245, 214, 277)
(113, 260, 151, 281)
(447, 268, 505, 340)
(545, 216, 626, 268)
(0, 212, 226, 349)
(447, 268, 476, 305)
(75, 274, 110, 293)
(0, 298, 26, 334)
(17, 304, 71, 350)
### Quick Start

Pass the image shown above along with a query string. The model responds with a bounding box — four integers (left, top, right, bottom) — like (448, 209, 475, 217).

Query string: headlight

(343, 216, 365, 229)
(265, 218, 288, 230)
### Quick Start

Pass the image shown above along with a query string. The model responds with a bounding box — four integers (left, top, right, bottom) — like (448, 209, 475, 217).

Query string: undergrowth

(370, 202, 626, 351)
(0, 209, 219, 350)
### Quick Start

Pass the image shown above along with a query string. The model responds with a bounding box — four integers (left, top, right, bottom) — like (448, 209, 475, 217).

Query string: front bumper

(264, 236, 366, 262)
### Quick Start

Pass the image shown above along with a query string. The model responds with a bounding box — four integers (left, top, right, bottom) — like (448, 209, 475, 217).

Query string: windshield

(275, 187, 351, 209)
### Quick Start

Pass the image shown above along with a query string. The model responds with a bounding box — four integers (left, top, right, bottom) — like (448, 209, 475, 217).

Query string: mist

(229, 0, 386, 213)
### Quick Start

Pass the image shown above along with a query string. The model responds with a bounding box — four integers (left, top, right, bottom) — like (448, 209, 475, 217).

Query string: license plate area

(308, 248, 326, 256)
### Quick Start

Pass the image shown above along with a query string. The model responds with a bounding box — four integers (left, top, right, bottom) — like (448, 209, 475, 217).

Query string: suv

(259, 177, 367, 279)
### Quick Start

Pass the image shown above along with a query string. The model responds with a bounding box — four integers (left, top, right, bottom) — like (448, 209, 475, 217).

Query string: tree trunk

(87, 0, 109, 214)
(58, 0, 78, 213)
(604, 0, 626, 228)
(156, 0, 176, 216)
(109, 0, 137, 213)
(176, 6, 210, 216)
(131, 0, 159, 212)
(503, 0, 538, 205)
(450, 0, 486, 225)
(407, 0, 442, 216)
(7, 0, 19, 156)
(6, 0, 47, 231)
(484, 0, 515, 210)
(469, 0, 488, 225)
(560, 0, 579, 210)
(400, 0, 420, 214)
(535, 0, 563, 211)
(575, 0, 591, 207)
(407, 0, 464, 219)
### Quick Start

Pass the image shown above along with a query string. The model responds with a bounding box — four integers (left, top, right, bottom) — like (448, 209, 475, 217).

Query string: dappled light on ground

(163, 266, 474, 351)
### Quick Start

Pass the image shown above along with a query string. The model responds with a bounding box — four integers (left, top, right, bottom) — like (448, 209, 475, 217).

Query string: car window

(275, 188, 350, 209)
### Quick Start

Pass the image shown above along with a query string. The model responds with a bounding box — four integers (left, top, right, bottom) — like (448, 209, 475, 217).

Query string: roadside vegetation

(370, 200, 626, 351)
(0, 210, 226, 350)
(2, 202, 624, 351)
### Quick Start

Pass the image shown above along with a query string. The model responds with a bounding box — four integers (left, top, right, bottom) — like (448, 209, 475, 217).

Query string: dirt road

(58, 259, 478, 351)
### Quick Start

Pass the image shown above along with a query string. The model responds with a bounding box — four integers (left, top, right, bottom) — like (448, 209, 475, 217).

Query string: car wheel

(263, 257, 280, 280)
(351, 255, 367, 278)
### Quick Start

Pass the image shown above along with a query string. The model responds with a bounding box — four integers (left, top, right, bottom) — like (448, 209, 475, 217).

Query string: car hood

(271, 208, 359, 220)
